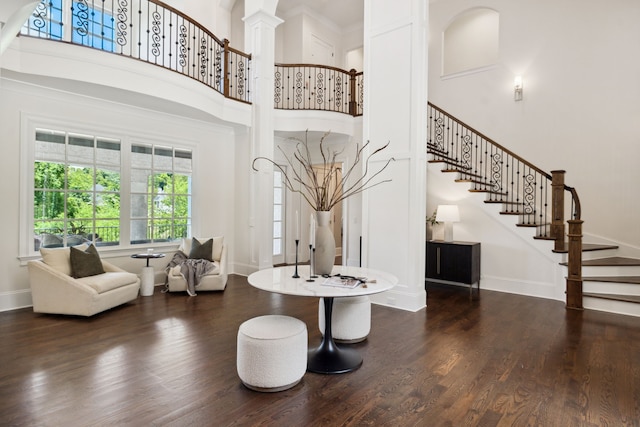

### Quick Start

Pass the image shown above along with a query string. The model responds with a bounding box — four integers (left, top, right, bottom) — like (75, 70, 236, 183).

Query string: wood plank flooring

(0, 276, 639, 426)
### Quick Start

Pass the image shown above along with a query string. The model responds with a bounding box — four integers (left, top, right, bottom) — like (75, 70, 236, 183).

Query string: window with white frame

(31, 127, 192, 252)
(130, 144, 192, 244)
(34, 129, 121, 250)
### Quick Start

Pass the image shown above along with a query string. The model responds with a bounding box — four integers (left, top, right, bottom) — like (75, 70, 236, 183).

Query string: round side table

(131, 253, 165, 296)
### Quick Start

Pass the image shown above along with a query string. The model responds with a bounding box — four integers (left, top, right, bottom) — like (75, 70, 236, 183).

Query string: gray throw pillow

(188, 237, 213, 261)
(70, 244, 105, 278)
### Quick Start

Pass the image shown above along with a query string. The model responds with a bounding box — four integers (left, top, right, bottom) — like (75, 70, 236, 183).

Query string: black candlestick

(306, 244, 315, 282)
(292, 239, 300, 278)
(311, 247, 318, 278)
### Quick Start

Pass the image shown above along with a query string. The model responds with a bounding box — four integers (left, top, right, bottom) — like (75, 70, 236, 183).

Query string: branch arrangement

(252, 131, 395, 211)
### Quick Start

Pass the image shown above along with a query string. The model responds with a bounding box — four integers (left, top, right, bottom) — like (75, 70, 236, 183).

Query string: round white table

(247, 265, 397, 374)
(131, 253, 165, 296)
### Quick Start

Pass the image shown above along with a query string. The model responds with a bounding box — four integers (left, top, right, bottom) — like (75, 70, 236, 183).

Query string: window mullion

(120, 137, 132, 248)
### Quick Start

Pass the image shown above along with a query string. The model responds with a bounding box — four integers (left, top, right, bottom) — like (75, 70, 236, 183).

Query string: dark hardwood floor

(1, 276, 638, 426)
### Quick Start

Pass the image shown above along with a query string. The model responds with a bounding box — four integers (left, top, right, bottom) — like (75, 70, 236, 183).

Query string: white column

(244, 2, 283, 270)
(362, 0, 428, 311)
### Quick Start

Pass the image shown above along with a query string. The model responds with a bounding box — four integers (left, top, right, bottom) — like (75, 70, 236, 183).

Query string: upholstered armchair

(28, 245, 140, 316)
(166, 236, 228, 293)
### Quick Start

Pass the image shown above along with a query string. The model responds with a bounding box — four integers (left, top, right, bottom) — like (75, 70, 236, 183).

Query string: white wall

(429, 0, 640, 256)
(276, 13, 304, 63)
(0, 76, 244, 311)
(230, 0, 245, 51)
(275, 9, 364, 70)
(162, 0, 223, 38)
(442, 8, 499, 75)
(427, 166, 566, 301)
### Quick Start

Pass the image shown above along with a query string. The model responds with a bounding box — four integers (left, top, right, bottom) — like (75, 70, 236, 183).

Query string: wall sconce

(436, 205, 460, 242)
(514, 76, 523, 101)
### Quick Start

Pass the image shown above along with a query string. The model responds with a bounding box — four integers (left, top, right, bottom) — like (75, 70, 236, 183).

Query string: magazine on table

(321, 275, 366, 289)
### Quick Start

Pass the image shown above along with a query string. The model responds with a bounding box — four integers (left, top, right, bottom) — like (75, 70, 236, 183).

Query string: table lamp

(436, 204, 460, 242)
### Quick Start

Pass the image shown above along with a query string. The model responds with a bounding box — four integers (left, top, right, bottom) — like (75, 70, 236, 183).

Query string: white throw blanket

(164, 251, 216, 296)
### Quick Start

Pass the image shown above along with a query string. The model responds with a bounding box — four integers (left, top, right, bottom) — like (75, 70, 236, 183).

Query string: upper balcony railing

(274, 64, 363, 116)
(20, 0, 252, 103)
(18, 1, 366, 116)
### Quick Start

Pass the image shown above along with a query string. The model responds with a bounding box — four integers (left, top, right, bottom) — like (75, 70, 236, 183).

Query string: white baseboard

(0, 289, 32, 313)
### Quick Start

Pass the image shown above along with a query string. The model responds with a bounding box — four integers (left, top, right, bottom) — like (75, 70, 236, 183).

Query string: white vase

(314, 211, 335, 275)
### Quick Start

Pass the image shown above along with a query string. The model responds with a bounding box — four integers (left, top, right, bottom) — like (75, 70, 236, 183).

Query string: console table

(426, 240, 480, 299)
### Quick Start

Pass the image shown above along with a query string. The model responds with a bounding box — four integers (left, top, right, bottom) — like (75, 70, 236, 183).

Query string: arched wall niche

(442, 7, 499, 76)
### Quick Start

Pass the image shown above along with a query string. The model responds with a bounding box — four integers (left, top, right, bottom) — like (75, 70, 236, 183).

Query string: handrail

(274, 63, 363, 116)
(428, 102, 581, 223)
(427, 102, 584, 309)
(566, 186, 581, 220)
(20, 0, 252, 103)
(428, 102, 550, 179)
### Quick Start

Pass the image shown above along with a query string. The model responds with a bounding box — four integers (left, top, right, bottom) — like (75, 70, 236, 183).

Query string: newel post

(551, 170, 566, 252)
(348, 69, 357, 116)
(223, 39, 230, 98)
(566, 219, 584, 310)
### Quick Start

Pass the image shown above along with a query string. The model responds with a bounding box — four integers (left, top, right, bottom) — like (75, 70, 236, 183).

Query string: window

(21, 0, 115, 52)
(130, 144, 192, 244)
(34, 129, 121, 250)
(31, 127, 192, 252)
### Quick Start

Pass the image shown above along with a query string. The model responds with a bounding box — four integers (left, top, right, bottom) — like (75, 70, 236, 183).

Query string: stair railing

(274, 64, 363, 116)
(20, 0, 252, 103)
(427, 102, 584, 309)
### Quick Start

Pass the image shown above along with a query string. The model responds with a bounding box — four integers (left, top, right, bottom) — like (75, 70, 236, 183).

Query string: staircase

(569, 256, 640, 315)
(427, 102, 640, 315)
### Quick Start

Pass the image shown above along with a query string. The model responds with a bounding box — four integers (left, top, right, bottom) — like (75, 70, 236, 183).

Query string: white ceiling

(275, 0, 364, 30)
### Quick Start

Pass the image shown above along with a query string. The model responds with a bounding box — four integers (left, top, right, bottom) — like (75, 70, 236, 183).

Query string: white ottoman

(237, 315, 308, 392)
(319, 296, 371, 343)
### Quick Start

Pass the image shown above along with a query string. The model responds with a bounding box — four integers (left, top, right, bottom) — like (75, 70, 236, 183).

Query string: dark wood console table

(426, 240, 481, 299)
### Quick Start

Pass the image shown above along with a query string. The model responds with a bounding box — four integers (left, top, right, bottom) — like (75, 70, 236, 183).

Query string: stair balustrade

(20, 0, 252, 103)
(17, 3, 588, 309)
(427, 102, 584, 309)
(274, 64, 363, 116)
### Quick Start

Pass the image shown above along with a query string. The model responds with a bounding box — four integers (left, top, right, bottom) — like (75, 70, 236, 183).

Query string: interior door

(310, 35, 334, 66)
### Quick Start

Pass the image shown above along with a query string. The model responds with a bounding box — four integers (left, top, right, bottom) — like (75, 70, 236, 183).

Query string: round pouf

(319, 296, 371, 343)
(237, 315, 308, 392)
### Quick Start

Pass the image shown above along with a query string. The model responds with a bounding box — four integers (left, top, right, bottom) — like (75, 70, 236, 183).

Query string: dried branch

(252, 130, 394, 211)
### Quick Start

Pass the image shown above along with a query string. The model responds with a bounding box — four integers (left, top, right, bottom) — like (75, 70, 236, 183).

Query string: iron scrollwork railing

(427, 102, 581, 236)
(20, 0, 252, 103)
(427, 101, 584, 308)
(274, 64, 363, 116)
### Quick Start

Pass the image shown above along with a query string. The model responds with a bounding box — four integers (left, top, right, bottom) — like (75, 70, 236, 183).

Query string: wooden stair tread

(468, 189, 508, 195)
(583, 293, 640, 304)
(426, 145, 447, 155)
(455, 178, 492, 186)
(455, 171, 483, 177)
(516, 223, 549, 228)
(552, 243, 619, 253)
(533, 235, 554, 240)
(560, 257, 640, 267)
(484, 200, 522, 205)
(428, 159, 472, 170)
(583, 276, 640, 284)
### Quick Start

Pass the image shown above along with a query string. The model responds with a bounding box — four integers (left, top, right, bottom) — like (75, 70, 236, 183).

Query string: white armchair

(166, 236, 228, 293)
(28, 245, 140, 316)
